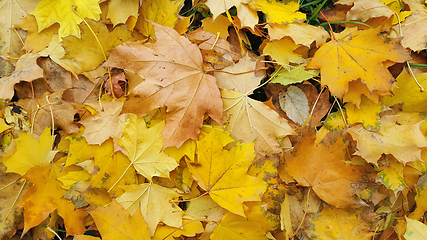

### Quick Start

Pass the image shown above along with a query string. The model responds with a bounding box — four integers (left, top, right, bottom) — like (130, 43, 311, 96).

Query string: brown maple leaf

(104, 23, 223, 148)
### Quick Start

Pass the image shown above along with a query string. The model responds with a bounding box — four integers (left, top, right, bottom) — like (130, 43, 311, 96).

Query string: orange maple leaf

(283, 130, 375, 208)
(104, 23, 223, 148)
(306, 28, 410, 98)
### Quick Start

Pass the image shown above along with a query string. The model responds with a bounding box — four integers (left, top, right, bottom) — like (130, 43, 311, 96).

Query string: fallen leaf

(184, 195, 227, 222)
(338, 0, 394, 22)
(376, 155, 408, 194)
(262, 37, 305, 68)
(380, 70, 427, 112)
(106, 0, 139, 26)
(153, 219, 204, 240)
(270, 64, 319, 86)
(187, 128, 267, 216)
(116, 183, 183, 236)
(104, 23, 223, 148)
(201, 15, 230, 39)
(306, 28, 410, 97)
(408, 174, 427, 220)
(247, 0, 305, 24)
(404, 217, 427, 240)
(267, 23, 329, 47)
(0, 170, 27, 239)
(399, 1, 427, 51)
(2, 128, 57, 176)
(0, 53, 44, 100)
(306, 205, 374, 239)
(210, 203, 276, 239)
(345, 95, 382, 130)
(278, 86, 309, 125)
(78, 97, 124, 145)
(90, 200, 151, 240)
(347, 113, 427, 165)
(19, 163, 87, 236)
(31, 0, 101, 38)
(62, 19, 135, 73)
(215, 55, 295, 155)
(14, 15, 58, 53)
(283, 130, 374, 208)
(134, 0, 184, 39)
(117, 114, 178, 181)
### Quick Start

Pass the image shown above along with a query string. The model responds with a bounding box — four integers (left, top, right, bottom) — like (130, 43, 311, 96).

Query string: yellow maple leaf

(248, 0, 306, 24)
(62, 19, 135, 72)
(267, 23, 329, 46)
(262, 37, 305, 69)
(116, 183, 183, 236)
(19, 163, 88, 236)
(210, 203, 277, 239)
(187, 128, 267, 217)
(345, 95, 382, 130)
(215, 55, 295, 155)
(134, 0, 184, 39)
(153, 219, 204, 240)
(2, 128, 58, 176)
(306, 205, 374, 239)
(106, 0, 139, 26)
(117, 114, 178, 181)
(380, 70, 427, 112)
(14, 15, 58, 53)
(376, 155, 408, 194)
(306, 28, 410, 98)
(90, 200, 151, 240)
(347, 113, 427, 165)
(31, 0, 101, 38)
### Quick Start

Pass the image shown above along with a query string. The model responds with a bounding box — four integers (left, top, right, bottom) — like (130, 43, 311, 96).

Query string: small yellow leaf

(31, 0, 101, 38)
(118, 114, 178, 181)
(345, 95, 382, 130)
(263, 38, 305, 68)
(3, 128, 58, 175)
(248, 0, 305, 24)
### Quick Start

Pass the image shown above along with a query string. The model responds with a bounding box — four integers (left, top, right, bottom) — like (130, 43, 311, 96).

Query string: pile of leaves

(2, 0, 427, 239)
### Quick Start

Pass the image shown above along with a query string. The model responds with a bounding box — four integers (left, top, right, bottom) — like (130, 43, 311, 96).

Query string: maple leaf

(210, 203, 277, 239)
(306, 205, 374, 239)
(215, 54, 295, 155)
(187, 128, 267, 217)
(117, 114, 178, 181)
(104, 23, 223, 148)
(262, 37, 305, 69)
(375, 155, 408, 194)
(31, 0, 101, 38)
(2, 128, 57, 176)
(347, 113, 427, 165)
(380, 70, 427, 112)
(345, 95, 382, 130)
(248, 0, 306, 24)
(153, 219, 204, 240)
(267, 23, 329, 47)
(0, 0, 37, 56)
(283, 130, 375, 208)
(306, 28, 410, 97)
(400, 1, 427, 51)
(116, 183, 183, 236)
(0, 170, 27, 239)
(62, 19, 135, 73)
(106, 0, 139, 26)
(90, 200, 151, 240)
(0, 53, 44, 100)
(78, 97, 124, 145)
(18, 163, 88, 236)
(404, 217, 427, 240)
(134, 0, 184, 39)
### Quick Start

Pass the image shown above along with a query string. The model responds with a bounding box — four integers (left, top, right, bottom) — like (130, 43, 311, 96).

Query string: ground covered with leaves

(1, 0, 427, 239)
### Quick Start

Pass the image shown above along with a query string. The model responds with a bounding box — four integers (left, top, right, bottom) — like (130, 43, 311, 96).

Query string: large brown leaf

(104, 23, 223, 148)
